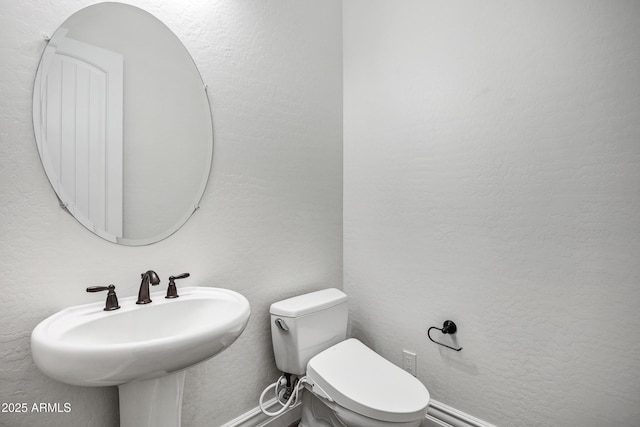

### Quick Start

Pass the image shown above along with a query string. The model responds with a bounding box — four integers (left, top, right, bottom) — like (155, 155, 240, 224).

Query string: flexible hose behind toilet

(259, 374, 307, 417)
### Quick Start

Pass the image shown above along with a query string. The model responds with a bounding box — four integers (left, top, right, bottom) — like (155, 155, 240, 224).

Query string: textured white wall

(0, 1, 342, 426)
(344, 1, 640, 426)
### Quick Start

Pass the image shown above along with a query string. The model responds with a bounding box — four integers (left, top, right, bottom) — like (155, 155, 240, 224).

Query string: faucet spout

(136, 270, 160, 304)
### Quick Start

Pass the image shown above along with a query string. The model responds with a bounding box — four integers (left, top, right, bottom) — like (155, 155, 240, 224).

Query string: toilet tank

(270, 288, 348, 375)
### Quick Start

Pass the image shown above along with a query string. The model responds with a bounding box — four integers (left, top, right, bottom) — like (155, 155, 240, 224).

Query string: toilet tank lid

(270, 288, 347, 317)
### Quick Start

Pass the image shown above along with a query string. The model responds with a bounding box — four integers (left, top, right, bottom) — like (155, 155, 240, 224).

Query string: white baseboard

(220, 397, 494, 427)
(425, 399, 497, 427)
(219, 398, 301, 427)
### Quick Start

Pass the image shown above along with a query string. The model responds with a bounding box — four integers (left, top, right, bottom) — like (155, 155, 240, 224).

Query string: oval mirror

(32, 2, 213, 245)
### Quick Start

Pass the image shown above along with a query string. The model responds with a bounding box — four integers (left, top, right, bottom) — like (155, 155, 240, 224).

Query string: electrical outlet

(402, 350, 417, 376)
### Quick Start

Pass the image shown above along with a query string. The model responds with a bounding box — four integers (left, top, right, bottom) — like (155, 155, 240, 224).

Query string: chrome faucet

(136, 270, 160, 304)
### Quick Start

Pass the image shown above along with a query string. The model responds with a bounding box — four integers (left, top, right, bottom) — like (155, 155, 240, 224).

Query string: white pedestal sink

(31, 287, 251, 427)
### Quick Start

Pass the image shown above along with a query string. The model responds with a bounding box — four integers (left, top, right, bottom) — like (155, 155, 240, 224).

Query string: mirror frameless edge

(32, 2, 213, 246)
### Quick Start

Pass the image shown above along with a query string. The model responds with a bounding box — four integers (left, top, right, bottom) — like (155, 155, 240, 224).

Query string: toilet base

(299, 389, 423, 427)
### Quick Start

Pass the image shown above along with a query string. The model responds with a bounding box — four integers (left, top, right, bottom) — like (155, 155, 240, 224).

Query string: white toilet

(270, 288, 430, 427)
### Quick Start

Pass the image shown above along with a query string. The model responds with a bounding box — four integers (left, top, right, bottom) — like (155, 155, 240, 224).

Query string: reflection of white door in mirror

(33, 3, 213, 245)
(34, 29, 124, 242)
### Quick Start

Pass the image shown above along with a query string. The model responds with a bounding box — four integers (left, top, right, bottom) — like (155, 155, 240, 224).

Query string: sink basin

(31, 286, 250, 387)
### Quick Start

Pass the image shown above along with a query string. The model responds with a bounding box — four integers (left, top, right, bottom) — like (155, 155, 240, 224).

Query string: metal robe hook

(428, 320, 463, 351)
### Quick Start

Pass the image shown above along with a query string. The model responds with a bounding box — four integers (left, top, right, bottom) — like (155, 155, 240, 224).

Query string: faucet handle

(86, 284, 120, 311)
(166, 273, 190, 299)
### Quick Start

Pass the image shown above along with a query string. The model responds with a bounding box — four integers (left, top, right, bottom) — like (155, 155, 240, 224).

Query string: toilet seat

(306, 339, 430, 423)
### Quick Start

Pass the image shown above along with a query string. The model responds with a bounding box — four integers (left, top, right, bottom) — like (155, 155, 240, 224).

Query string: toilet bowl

(267, 289, 429, 427)
(302, 338, 429, 426)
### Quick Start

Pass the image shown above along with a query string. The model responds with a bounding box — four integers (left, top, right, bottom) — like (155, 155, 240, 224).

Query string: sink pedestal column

(118, 371, 186, 427)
